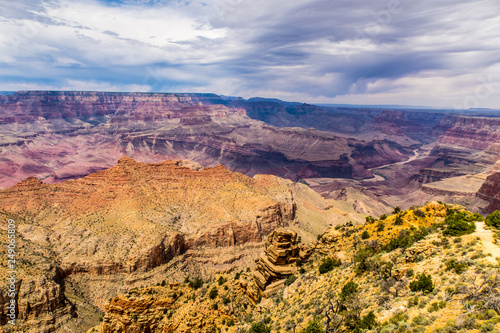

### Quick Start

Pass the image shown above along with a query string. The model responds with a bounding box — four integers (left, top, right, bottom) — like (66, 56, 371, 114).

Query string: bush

(341, 281, 359, 300)
(380, 214, 388, 220)
(445, 259, 468, 274)
(382, 227, 431, 252)
(377, 222, 385, 232)
(479, 322, 496, 333)
(394, 215, 403, 225)
(187, 278, 203, 289)
(409, 273, 434, 293)
(248, 322, 271, 333)
(407, 296, 419, 308)
(361, 230, 370, 239)
(209, 287, 218, 299)
(319, 257, 341, 274)
(366, 216, 376, 224)
(443, 211, 476, 236)
(393, 207, 401, 214)
(300, 319, 324, 333)
(486, 211, 500, 229)
(428, 301, 446, 312)
(285, 275, 297, 286)
(354, 247, 375, 272)
(415, 209, 426, 217)
(359, 311, 377, 329)
(218, 276, 227, 285)
(412, 314, 428, 326)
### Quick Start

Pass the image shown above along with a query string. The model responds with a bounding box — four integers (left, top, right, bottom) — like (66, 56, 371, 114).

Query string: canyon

(0, 156, 378, 332)
(1, 91, 500, 332)
(0, 91, 416, 189)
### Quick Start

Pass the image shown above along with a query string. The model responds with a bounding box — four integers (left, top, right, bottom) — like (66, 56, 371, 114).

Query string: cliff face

(437, 116, 500, 150)
(0, 91, 413, 188)
(238, 99, 450, 145)
(0, 157, 299, 331)
(477, 172, 500, 213)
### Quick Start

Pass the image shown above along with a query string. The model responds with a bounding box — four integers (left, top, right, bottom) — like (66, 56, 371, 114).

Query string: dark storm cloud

(0, 0, 499, 107)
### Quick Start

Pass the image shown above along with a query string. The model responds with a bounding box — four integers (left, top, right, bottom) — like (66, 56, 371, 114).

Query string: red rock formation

(0, 91, 414, 188)
(0, 157, 301, 331)
(477, 172, 500, 213)
(0, 157, 297, 276)
(437, 116, 500, 150)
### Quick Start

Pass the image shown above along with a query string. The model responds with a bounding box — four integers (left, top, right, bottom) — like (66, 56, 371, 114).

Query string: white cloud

(0, 0, 499, 108)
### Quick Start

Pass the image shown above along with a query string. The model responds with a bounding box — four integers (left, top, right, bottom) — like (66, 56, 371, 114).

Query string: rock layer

(0, 158, 299, 331)
(244, 228, 301, 300)
(0, 91, 415, 188)
(477, 172, 500, 213)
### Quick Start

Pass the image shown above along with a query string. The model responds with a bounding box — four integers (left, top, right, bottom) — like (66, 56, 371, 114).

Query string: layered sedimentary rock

(242, 228, 301, 300)
(0, 157, 299, 331)
(0, 91, 416, 188)
(437, 116, 500, 150)
(477, 172, 500, 213)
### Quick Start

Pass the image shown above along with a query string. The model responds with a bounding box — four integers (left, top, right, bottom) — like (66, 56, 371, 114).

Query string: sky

(0, 0, 499, 109)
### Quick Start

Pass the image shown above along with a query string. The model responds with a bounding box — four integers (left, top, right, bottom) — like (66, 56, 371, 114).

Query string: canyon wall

(0, 91, 415, 188)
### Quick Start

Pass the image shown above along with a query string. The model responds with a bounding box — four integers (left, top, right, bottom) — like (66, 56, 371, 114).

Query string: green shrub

(318, 257, 341, 274)
(218, 276, 227, 285)
(409, 273, 434, 293)
(209, 287, 218, 299)
(472, 213, 484, 221)
(285, 275, 297, 286)
(300, 319, 324, 333)
(479, 322, 496, 333)
(486, 211, 500, 229)
(380, 214, 388, 220)
(248, 322, 271, 333)
(361, 230, 370, 239)
(485, 309, 499, 319)
(394, 214, 403, 225)
(366, 216, 376, 224)
(382, 227, 431, 252)
(445, 259, 468, 274)
(407, 296, 419, 308)
(412, 314, 428, 326)
(377, 222, 385, 232)
(340, 281, 359, 300)
(414, 209, 426, 218)
(393, 207, 401, 214)
(428, 301, 446, 312)
(443, 211, 476, 236)
(187, 278, 203, 289)
(389, 311, 408, 325)
(354, 247, 375, 272)
(359, 311, 377, 329)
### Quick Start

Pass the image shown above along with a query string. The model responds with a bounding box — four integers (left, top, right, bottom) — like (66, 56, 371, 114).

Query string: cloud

(0, 0, 499, 108)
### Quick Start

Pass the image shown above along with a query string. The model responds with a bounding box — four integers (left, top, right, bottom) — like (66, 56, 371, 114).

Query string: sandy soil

(473, 222, 500, 262)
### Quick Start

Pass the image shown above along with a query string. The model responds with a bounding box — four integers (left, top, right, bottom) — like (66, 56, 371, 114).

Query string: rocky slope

(0, 157, 381, 332)
(89, 202, 500, 333)
(0, 91, 415, 189)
